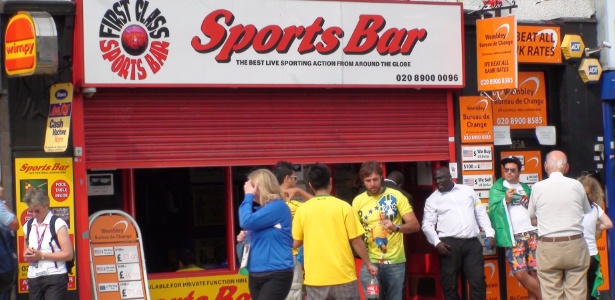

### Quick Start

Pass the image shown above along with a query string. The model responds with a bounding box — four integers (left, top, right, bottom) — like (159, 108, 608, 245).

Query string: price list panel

(92, 244, 146, 299)
(461, 145, 494, 204)
(89, 212, 149, 300)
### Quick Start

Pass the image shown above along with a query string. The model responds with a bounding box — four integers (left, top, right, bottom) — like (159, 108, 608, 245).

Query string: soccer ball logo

(121, 24, 148, 56)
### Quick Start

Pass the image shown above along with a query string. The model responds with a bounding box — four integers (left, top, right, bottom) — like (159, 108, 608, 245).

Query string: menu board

(89, 211, 150, 300)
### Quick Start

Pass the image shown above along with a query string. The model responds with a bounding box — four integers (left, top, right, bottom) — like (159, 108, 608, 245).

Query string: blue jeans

(360, 262, 405, 300)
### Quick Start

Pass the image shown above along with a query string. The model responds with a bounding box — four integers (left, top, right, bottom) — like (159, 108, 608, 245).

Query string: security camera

(602, 41, 612, 49)
(82, 87, 97, 98)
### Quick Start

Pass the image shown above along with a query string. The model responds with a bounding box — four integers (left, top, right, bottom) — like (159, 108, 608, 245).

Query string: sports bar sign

(82, 0, 464, 87)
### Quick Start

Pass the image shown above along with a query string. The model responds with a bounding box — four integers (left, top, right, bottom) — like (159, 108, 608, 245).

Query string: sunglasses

(504, 168, 518, 173)
(28, 209, 41, 214)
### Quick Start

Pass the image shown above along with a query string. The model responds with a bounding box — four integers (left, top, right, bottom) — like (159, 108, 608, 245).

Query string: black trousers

(248, 269, 293, 300)
(439, 237, 486, 300)
(27, 273, 68, 300)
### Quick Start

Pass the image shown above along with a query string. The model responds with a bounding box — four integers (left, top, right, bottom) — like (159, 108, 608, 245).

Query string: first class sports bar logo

(98, 0, 170, 80)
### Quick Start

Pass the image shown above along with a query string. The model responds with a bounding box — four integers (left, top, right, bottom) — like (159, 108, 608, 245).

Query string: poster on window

(14, 157, 77, 293)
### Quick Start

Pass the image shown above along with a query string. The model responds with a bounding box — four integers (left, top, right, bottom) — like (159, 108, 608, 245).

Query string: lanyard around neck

(35, 224, 48, 250)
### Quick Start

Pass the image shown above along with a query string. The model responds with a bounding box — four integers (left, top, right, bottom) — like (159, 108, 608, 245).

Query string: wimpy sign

(83, 0, 464, 87)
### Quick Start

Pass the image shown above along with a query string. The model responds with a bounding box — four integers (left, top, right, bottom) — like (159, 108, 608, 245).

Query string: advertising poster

(459, 96, 494, 144)
(14, 158, 76, 293)
(500, 150, 543, 183)
(517, 25, 561, 64)
(82, 0, 464, 88)
(476, 15, 518, 91)
(44, 83, 73, 152)
(597, 231, 611, 292)
(492, 72, 548, 130)
(148, 274, 250, 300)
(89, 211, 150, 300)
(485, 259, 500, 300)
(505, 262, 529, 300)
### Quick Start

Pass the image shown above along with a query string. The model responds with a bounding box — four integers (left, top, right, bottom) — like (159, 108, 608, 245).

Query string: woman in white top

(23, 188, 73, 300)
(579, 175, 613, 300)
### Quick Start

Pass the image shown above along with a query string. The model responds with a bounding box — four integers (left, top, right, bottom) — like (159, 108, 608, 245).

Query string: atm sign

(589, 65, 599, 75)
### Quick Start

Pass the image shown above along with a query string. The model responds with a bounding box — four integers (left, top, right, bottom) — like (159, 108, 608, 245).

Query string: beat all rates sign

(44, 83, 73, 152)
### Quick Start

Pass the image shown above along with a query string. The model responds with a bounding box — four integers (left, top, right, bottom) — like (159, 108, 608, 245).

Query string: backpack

(0, 226, 17, 292)
(26, 216, 75, 275)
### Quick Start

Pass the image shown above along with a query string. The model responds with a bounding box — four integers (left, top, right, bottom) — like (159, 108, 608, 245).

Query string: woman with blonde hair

(578, 175, 613, 300)
(239, 169, 293, 300)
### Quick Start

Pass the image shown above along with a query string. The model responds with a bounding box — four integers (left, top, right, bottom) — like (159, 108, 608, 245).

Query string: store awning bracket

(468, 1, 518, 18)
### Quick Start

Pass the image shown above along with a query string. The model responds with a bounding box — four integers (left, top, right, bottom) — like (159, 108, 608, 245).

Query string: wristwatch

(395, 225, 401, 232)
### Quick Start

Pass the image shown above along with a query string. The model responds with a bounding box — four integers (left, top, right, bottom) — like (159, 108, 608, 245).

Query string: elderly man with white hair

(528, 150, 592, 299)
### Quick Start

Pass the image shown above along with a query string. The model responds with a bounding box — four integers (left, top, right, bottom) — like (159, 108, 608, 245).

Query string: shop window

(132, 167, 230, 274)
(331, 163, 362, 203)
(87, 161, 435, 275)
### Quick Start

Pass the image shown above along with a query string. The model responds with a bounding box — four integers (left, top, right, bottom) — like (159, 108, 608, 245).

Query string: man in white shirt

(422, 167, 495, 300)
(528, 150, 592, 299)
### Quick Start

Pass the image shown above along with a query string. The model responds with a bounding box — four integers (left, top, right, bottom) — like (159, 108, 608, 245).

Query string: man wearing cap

(528, 150, 592, 299)
(488, 156, 540, 300)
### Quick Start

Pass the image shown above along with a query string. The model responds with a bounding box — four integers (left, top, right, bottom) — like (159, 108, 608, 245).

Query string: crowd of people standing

(236, 150, 612, 300)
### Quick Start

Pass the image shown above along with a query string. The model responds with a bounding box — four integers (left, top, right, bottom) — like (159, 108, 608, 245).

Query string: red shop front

(71, 0, 464, 299)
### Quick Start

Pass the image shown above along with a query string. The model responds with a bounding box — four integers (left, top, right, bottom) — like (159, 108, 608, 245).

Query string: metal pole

(602, 100, 615, 299)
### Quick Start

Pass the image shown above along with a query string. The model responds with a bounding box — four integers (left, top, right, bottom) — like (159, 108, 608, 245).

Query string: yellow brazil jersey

(287, 199, 303, 256)
(287, 199, 303, 218)
(352, 187, 413, 264)
(292, 195, 364, 286)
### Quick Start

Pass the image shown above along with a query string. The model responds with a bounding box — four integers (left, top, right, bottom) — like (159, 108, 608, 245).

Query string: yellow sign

(578, 58, 602, 84)
(476, 16, 518, 91)
(44, 83, 73, 152)
(517, 25, 561, 64)
(459, 96, 493, 144)
(561, 34, 585, 60)
(492, 72, 548, 129)
(148, 273, 250, 299)
(15, 158, 76, 293)
(5, 12, 37, 76)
